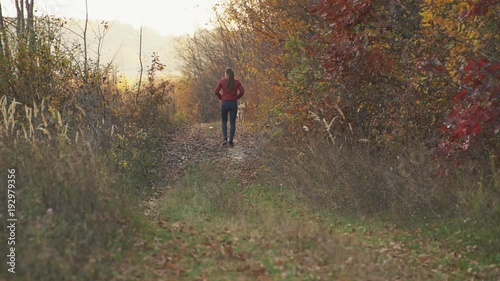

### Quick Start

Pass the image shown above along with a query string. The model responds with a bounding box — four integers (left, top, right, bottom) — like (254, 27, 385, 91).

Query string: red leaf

(464, 60, 475, 72)
(473, 123, 481, 134)
(454, 127, 464, 138)
(478, 59, 488, 67)
(454, 89, 468, 103)
(434, 65, 447, 73)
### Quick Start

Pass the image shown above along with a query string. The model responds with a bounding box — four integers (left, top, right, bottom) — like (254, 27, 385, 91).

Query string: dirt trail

(143, 122, 264, 217)
(161, 123, 262, 183)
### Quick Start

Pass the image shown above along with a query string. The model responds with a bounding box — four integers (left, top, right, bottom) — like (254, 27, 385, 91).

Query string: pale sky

(1, 0, 220, 36)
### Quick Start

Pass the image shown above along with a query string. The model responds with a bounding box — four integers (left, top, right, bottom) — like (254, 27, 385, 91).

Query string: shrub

(266, 135, 499, 225)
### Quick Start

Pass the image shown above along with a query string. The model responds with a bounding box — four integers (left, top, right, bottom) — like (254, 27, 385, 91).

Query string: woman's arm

(214, 81, 223, 100)
(236, 82, 245, 99)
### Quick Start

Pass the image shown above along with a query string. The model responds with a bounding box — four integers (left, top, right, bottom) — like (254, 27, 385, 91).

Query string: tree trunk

(14, 0, 24, 35)
(0, 3, 4, 30)
(26, 0, 35, 46)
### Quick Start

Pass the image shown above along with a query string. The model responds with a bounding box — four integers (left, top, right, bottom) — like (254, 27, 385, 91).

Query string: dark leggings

(221, 100, 238, 142)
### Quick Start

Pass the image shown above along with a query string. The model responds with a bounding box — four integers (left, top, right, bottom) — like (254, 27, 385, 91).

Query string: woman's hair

(226, 68, 235, 90)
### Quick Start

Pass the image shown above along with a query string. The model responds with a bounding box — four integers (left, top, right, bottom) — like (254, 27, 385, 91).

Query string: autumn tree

(0, 0, 38, 104)
(298, 0, 498, 160)
(417, 0, 500, 159)
(175, 29, 232, 122)
(207, 0, 320, 128)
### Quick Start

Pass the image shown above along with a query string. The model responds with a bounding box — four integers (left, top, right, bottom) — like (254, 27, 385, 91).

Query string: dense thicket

(178, 0, 498, 159)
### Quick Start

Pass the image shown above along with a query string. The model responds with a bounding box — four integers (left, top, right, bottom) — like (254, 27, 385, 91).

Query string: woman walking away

(214, 68, 245, 147)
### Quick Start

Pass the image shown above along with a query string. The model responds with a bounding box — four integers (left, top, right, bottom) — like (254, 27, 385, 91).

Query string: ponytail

(226, 68, 235, 90)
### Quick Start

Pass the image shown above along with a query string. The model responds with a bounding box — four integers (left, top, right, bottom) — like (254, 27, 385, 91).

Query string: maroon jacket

(214, 78, 245, 101)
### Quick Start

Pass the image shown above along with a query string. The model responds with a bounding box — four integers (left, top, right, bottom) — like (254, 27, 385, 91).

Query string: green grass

(114, 163, 499, 281)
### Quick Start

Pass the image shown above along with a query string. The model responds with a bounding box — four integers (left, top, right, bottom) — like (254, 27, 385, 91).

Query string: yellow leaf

(419, 10, 433, 26)
(468, 30, 478, 40)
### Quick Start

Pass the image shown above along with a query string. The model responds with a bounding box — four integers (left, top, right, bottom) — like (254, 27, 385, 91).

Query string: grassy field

(116, 160, 499, 281)
(1, 122, 497, 281)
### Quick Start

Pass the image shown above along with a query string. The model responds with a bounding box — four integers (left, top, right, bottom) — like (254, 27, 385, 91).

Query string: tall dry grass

(0, 95, 145, 280)
(265, 133, 499, 225)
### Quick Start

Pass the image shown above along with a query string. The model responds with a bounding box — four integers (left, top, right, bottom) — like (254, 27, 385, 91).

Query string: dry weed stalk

(0, 95, 72, 144)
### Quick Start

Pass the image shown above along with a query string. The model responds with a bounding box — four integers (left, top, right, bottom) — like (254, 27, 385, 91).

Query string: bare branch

(137, 25, 144, 104)
(83, 0, 89, 82)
